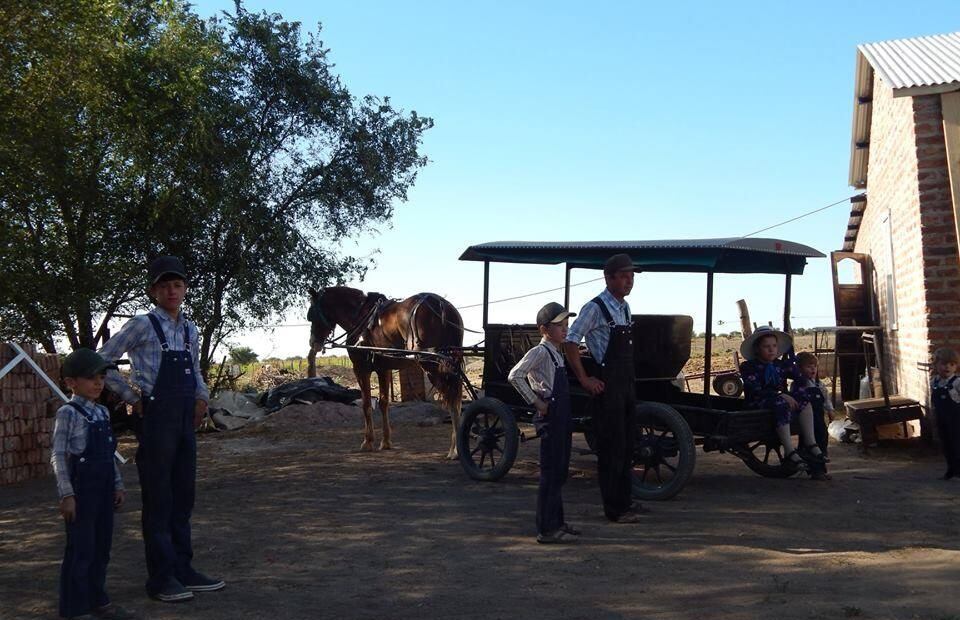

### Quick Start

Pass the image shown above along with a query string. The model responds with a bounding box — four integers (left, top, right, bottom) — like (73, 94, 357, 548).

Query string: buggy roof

(459, 238, 824, 275)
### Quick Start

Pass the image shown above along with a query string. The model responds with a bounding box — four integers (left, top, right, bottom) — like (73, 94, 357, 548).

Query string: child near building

(739, 326, 828, 471)
(792, 352, 834, 480)
(508, 302, 579, 543)
(931, 347, 960, 480)
(52, 348, 136, 620)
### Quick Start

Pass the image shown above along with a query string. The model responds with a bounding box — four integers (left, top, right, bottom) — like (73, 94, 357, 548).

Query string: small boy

(508, 302, 579, 544)
(930, 347, 960, 480)
(792, 352, 834, 481)
(98, 256, 223, 601)
(52, 348, 135, 620)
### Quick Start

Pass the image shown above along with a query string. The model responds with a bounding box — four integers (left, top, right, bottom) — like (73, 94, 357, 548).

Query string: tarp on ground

(259, 376, 361, 413)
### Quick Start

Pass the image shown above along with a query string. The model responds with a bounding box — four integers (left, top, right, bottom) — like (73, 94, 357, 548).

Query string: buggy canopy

(459, 238, 824, 275)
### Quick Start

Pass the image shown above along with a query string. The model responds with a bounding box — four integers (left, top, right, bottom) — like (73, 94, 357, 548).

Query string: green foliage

(228, 345, 259, 365)
(0, 1, 432, 368)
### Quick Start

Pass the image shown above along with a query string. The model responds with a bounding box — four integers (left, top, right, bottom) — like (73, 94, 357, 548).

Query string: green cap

(62, 348, 118, 378)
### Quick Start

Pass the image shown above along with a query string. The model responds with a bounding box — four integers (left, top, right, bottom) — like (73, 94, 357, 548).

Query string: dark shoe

(628, 501, 650, 514)
(942, 470, 955, 480)
(801, 445, 829, 464)
(810, 471, 832, 481)
(148, 578, 194, 603)
(180, 571, 226, 592)
(93, 604, 137, 620)
(536, 529, 576, 544)
(561, 523, 581, 536)
(784, 450, 810, 471)
(613, 510, 643, 524)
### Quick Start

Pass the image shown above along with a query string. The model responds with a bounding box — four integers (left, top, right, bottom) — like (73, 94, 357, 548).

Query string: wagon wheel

(631, 402, 696, 501)
(712, 374, 744, 398)
(457, 398, 519, 481)
(731, 438, 800, 478)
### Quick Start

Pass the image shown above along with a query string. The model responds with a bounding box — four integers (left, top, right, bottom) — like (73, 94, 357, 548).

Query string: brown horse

(306, 286, 464, 458)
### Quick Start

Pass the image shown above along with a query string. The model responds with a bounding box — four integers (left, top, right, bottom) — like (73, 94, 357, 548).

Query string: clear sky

(188, 0, 959, 359)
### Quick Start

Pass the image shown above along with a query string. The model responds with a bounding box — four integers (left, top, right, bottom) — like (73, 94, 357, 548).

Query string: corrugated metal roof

(859, 32, 960, 93)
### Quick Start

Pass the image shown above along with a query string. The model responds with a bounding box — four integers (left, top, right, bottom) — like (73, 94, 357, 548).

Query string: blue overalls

(801, 381, 829, 475)
(59, 402, 116, 619)
(590, 296, 636, 521)
(535, 345, 573, 536)
(932, 376, 960, 476)
(137, 314, 198, 594)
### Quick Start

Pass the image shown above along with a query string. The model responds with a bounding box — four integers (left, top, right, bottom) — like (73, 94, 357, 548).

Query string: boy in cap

(508, 302, 579, 543)
(98, 256, 223, 602)
(564, 253, 645, 523)
(52, 348, 136, 619)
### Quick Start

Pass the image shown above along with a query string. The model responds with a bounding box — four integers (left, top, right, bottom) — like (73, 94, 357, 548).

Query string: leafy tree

(228, 346, 259, 365)
(0, 1, 432, 372)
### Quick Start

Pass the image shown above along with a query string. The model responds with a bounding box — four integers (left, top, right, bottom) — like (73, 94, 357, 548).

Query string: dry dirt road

(1, 404, 958, 620)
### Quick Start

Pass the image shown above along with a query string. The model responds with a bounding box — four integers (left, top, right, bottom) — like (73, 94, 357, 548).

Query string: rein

(315, 293, 386, 350)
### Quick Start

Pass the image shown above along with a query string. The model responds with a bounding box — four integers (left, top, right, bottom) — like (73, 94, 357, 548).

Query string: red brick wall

(0, 343, 60, 485)
(854, 79, 960, 407)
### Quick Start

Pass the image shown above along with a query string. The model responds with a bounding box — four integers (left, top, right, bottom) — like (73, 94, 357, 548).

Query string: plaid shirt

(565, 289, 632, 362)
(507, 339, 565, 405)
(98, 307, 210, 404)
(50, 396, 124, 500)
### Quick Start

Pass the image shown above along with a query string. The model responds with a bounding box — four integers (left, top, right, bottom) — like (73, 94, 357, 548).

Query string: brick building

(845, 32, 960, 411)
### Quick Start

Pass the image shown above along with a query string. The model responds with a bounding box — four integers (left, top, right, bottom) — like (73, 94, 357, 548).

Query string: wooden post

(736, 299, 752, 337)
(941, 92, 960, 268)
(564, 264, 571, 309)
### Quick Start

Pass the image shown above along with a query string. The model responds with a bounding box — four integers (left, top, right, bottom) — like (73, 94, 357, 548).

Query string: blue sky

(189, 0, 958, 358)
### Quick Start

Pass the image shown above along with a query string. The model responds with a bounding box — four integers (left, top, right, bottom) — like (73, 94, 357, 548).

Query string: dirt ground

(2, 402, 959, 620)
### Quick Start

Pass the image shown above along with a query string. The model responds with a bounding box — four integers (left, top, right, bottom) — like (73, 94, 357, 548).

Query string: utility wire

(740, 194, 861, 238)
(456, 277, 605, 310)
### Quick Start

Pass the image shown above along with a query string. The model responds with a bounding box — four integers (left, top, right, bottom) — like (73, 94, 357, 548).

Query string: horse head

(307, 286, 371, 350)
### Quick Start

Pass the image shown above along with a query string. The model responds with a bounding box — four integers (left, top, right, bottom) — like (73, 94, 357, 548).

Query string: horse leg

(376, 369, 393, 450)
(307, 343, 318, 378)
(429, 370, 461, 460)
(356, 371, 375, 451)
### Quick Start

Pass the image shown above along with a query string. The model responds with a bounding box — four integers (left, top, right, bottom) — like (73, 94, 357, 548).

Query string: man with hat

(508, 301, 579, 543)
(99, 256, 224, 602)
(563, 253, 645, 523)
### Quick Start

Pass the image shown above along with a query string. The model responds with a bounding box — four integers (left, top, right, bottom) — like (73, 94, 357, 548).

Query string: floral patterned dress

(739, 354, 804, 428)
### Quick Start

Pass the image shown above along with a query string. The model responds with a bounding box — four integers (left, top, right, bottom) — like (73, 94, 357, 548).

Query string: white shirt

(507, 339, 565, 405)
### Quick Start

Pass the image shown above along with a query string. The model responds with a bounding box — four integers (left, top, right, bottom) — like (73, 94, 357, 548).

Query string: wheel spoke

(470, 444, 483, 457)
(663, 461, 677, 473)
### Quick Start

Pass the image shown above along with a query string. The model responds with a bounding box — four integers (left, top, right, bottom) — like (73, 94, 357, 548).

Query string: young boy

(52, 348, 135, 620)
(98, 256, 224, 602)
(508, 302, 579, 543)
(792, 352, 834, 481)
(930, 347, 960, 480)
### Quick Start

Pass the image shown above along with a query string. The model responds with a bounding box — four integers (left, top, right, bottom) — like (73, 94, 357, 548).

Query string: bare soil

(2, 401, 958, 620)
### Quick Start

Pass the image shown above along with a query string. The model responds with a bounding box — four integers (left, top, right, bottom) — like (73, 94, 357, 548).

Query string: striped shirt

(565, 289, 632, 362)
(98, 307, 210, 404)
(507, 339, 565, 405)
(50, 396, 124, 500)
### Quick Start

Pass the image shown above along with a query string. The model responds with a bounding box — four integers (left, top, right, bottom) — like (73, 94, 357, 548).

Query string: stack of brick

(0, 343, 62, 485)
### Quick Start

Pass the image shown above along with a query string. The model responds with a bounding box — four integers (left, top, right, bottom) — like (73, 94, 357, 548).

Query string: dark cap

(62, 348, 118, 378)
(603, 253, 635, 275)
(536, 302, 576, 326)
(148, 255, 187, 285)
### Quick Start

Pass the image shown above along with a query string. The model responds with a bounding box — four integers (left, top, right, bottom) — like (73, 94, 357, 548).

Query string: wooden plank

(941, 91, 960, 265)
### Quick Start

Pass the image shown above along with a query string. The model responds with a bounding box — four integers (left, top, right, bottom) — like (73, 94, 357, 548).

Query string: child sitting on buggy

(739, 326, 828, 471)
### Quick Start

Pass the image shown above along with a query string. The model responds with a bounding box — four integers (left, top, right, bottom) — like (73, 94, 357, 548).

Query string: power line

(740, 194, 860, 238)
(456, 277, 605, 309)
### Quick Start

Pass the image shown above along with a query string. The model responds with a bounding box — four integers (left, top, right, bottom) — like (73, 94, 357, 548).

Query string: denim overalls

(137, 313, 198, 594)
(59, 401, 116, 618)
(933, 376, 960, 476)
(535, 344, 573, 536)
(590, 296, 636, 521)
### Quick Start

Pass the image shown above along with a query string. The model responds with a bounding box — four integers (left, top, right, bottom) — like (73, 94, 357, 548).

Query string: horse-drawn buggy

(306, 237, 824, 501)
(454, 238, 825, 500)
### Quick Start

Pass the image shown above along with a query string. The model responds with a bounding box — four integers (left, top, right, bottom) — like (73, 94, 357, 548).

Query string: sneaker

(93, 604, 137, 620)
(536, 529, 576, 544)
(561, 523, 581, 536)
(148, 578, 194, 603)
(180, 571, 226, 592)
